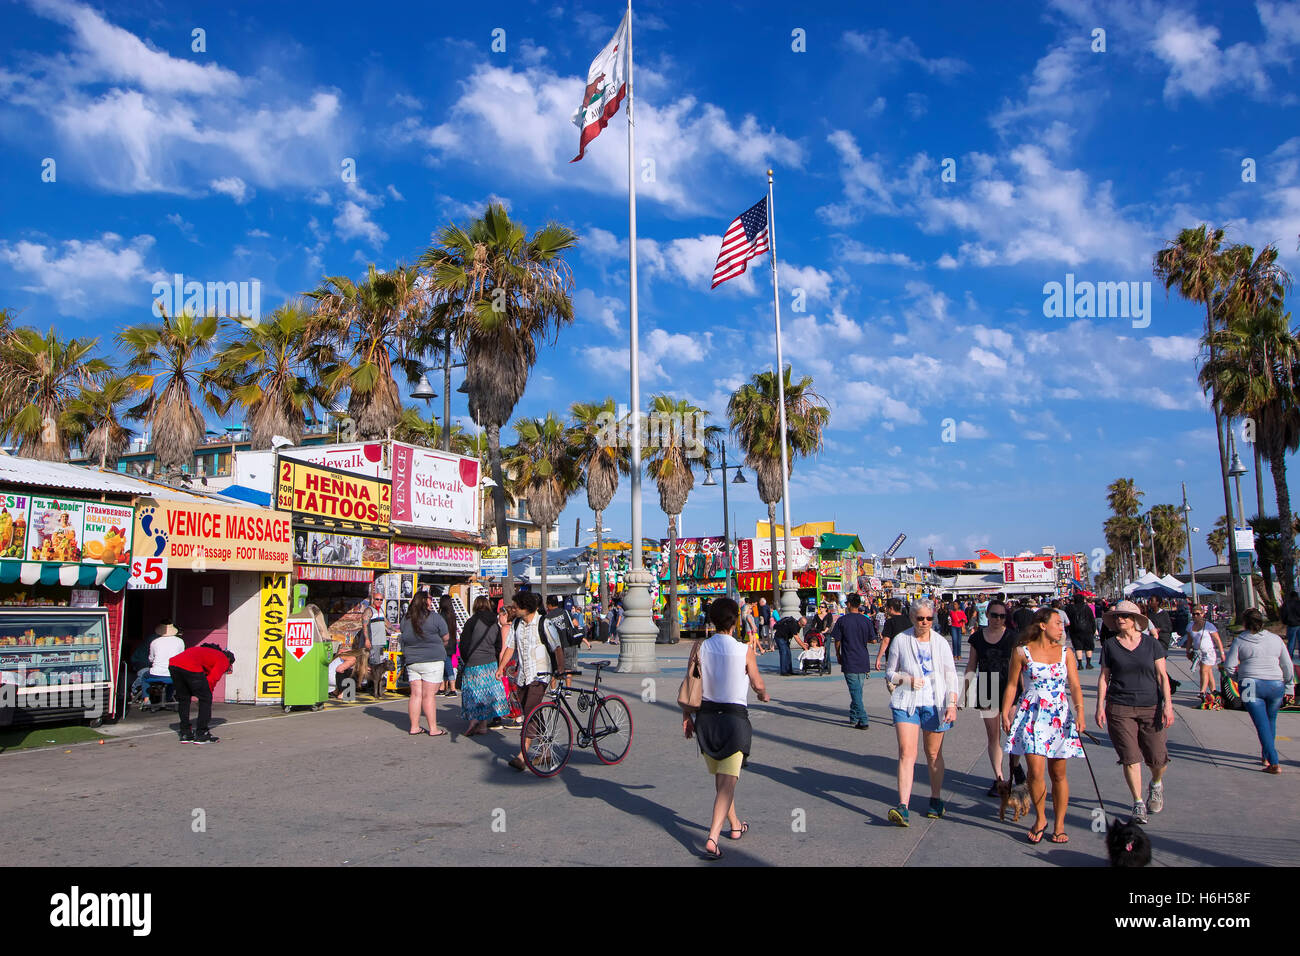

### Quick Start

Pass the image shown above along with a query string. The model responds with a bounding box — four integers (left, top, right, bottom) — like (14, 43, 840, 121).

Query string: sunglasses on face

(915, 616, 933, 622)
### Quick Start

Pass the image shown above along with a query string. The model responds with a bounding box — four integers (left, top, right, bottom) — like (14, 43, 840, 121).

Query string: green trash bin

(283, 607, 329, 712)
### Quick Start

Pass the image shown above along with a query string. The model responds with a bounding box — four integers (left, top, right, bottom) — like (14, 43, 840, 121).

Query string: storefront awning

(818, 533, 863, 552)
(0, 560, 130, 591)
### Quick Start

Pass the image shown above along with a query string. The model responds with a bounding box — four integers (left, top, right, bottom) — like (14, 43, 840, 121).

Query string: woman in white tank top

(683, 598, 769, 860)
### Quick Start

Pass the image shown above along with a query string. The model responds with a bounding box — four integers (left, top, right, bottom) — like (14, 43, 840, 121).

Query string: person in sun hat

(1096, 599, 1174, 824)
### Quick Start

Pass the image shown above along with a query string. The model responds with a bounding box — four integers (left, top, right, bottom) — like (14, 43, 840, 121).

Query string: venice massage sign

(132, 499, 291, 572)
(277, 460, 391, 530)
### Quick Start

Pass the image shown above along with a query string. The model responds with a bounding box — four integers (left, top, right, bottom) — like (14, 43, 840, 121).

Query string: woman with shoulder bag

(682, 598, 769, 860)
(1095, 600, 1172, 824)
(459, 596, 510, 735)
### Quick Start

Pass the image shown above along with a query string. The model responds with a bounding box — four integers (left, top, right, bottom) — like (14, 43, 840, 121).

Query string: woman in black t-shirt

(965, 601, 1019, 795)
(1096, 600, 1175, 824)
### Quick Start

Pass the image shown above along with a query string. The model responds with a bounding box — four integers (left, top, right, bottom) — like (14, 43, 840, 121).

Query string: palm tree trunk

(767, 501, 780, 611)
(1254, 442, 1266, 523)
(540, 537, 548, 603)
(1270, 442, 1296, 598)
(669, 514, 680, 644)
(596, 510, 608, 611)
(485, 422, 512, 603)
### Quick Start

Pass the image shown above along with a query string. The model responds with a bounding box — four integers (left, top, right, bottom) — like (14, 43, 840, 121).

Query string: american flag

(711, 197, 770, 289)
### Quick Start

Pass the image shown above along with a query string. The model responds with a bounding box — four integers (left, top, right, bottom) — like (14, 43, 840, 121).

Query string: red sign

(285, 620, 314, 661)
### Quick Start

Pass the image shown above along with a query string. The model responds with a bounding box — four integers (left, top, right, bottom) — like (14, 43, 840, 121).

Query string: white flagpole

(767, 169, 799, 619)
(618, 0, 656, 670)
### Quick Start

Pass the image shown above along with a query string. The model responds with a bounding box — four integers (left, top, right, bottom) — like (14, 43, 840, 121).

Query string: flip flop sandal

(1027, 826, 1047, 844)
(702, 838, 723, 860)
(1049, 832, 1069, 843)
(728, 822, 748, 840)
(408, 729, 429, 736)
(429, 729, 448, 737)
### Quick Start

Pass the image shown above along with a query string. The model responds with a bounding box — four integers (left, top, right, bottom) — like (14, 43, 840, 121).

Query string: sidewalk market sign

(736, 536, 817, 572)
(390, 443, 481, 536)
(1003, 559, 1054, 585)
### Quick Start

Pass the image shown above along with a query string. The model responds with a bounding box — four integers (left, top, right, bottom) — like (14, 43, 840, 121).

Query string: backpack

(547, 607, 579, 648)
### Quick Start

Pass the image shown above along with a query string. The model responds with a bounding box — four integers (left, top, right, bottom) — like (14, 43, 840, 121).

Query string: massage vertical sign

(278, 459, 391, 530)
(256, 572, 289, 704)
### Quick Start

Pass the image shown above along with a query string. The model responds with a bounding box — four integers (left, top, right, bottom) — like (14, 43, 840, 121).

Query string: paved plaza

(6, 643, 1297, 867)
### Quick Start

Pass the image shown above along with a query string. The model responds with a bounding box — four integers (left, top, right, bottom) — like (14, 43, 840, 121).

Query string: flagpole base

(616, 569, 660, 673)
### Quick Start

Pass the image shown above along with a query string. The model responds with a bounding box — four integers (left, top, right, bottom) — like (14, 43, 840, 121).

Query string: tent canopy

(1129, 582, 1182, 600)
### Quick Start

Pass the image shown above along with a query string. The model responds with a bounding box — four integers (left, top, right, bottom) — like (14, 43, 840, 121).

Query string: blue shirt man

(831, 593, 879, 729)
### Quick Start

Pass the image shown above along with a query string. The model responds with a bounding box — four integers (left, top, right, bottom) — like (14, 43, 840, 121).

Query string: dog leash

(1078, 729, 1110, 828)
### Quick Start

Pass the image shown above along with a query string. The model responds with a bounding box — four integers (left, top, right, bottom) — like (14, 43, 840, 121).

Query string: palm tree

(503, 413, 582, 601)
(1200, 303, 1300, 593)
(66, 374, 145, 468)
(0, 327, 108, 460)
(1247, 514, 1283, 615)
(209, 301, 331, 449)
(1148, 503, 1188, 576)
(306, 264, 427, 440)
(645, 394, 721, 643)
(1207, 515, 1231, 565)
(421, 203, 579, 584)
(570, 398, 631, 610)
(119, 307, 220, 476)
(728, 366, 830, 608)
(1105, 478, 1145, 580)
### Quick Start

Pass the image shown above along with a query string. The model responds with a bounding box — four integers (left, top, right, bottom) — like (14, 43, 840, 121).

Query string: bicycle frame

(539, 662, 615, 748)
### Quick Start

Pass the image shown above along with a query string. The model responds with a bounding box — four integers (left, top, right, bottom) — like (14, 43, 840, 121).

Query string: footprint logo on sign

(138, 507, 168, 557)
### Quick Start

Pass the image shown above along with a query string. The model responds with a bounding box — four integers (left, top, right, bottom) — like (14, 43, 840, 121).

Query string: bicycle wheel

(591, 694, 633, 765)
(521, 701, 573, 777)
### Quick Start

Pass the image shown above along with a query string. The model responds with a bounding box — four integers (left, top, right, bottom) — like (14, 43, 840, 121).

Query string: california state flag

(570, 11, 630, 163)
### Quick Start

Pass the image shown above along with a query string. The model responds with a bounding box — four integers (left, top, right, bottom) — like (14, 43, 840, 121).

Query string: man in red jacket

(168, 643, 235, 744)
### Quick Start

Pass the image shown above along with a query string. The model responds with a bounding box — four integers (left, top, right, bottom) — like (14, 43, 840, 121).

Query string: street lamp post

(1181, 482, 1198, 605)
(586, 525, 613, 611)
(1228, 433, 1255, 611)
(702, 442, 746, 601)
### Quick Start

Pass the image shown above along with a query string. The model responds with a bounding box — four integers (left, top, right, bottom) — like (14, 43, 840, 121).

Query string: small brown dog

(996, 779, 1032, 822)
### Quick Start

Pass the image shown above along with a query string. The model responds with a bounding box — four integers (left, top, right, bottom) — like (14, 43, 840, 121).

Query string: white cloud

(956, 421, 989, 439)
(413, 61, 801, 215)
(334, 201, 387, 246)
(574, 287, 622, 335)
(581, 328, 710, 382)
(7, 1, 348, 196)
(210, 176, 249, 203)
(0, 232, 164, 314)
(386, 184, 405, 202)
(841, 30, 969, 77)
(843, 242, 921, 269)
(1147, 335, 1200, 363)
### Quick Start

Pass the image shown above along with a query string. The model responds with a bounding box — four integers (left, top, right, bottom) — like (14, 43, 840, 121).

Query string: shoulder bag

(677, 639, 704, 713)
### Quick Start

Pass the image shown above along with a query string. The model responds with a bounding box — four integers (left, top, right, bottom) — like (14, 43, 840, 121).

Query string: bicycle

(520, 661, 633, 777)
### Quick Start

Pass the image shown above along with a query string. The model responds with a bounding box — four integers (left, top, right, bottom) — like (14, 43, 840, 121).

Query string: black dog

(1107, 819, 1152, 867)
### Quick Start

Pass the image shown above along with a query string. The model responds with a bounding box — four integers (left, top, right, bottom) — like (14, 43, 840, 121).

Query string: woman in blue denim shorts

(885, 599, 959, 826)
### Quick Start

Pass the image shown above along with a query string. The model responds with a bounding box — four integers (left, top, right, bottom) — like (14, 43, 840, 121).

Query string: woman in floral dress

(1001, 608, 1085, 845)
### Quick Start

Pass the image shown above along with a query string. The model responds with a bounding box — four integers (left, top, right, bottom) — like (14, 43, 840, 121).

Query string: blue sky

(1, 0, 1299, 572)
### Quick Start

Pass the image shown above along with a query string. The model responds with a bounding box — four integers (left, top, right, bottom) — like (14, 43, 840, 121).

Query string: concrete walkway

(3, 642, 1294, 866)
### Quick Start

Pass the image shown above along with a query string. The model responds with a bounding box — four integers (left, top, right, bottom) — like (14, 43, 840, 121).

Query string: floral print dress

(1005, 644, 1083, 758)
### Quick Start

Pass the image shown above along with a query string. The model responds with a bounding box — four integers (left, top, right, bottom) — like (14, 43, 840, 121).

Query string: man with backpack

(545, 595, 590, 692)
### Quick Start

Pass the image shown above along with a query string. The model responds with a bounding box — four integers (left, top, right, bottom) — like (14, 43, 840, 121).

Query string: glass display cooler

(0, 608, 111, 725)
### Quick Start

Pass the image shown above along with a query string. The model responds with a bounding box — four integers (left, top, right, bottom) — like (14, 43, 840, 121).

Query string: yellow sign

(134, 498, 292, 572)
(277, 460, 390, 530)
(256, 571, 289, 703)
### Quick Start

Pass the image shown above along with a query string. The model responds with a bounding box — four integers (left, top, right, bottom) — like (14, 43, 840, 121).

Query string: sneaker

(1132, 800, 1148, 825)
(1147, 782, 1164, 813)
(1012, 764, 1026, 786)
(191, 732, 220, 745)
(178, 729, 194, 744)
(887, 804, 910, 827)
(926, 798, 946, 819)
